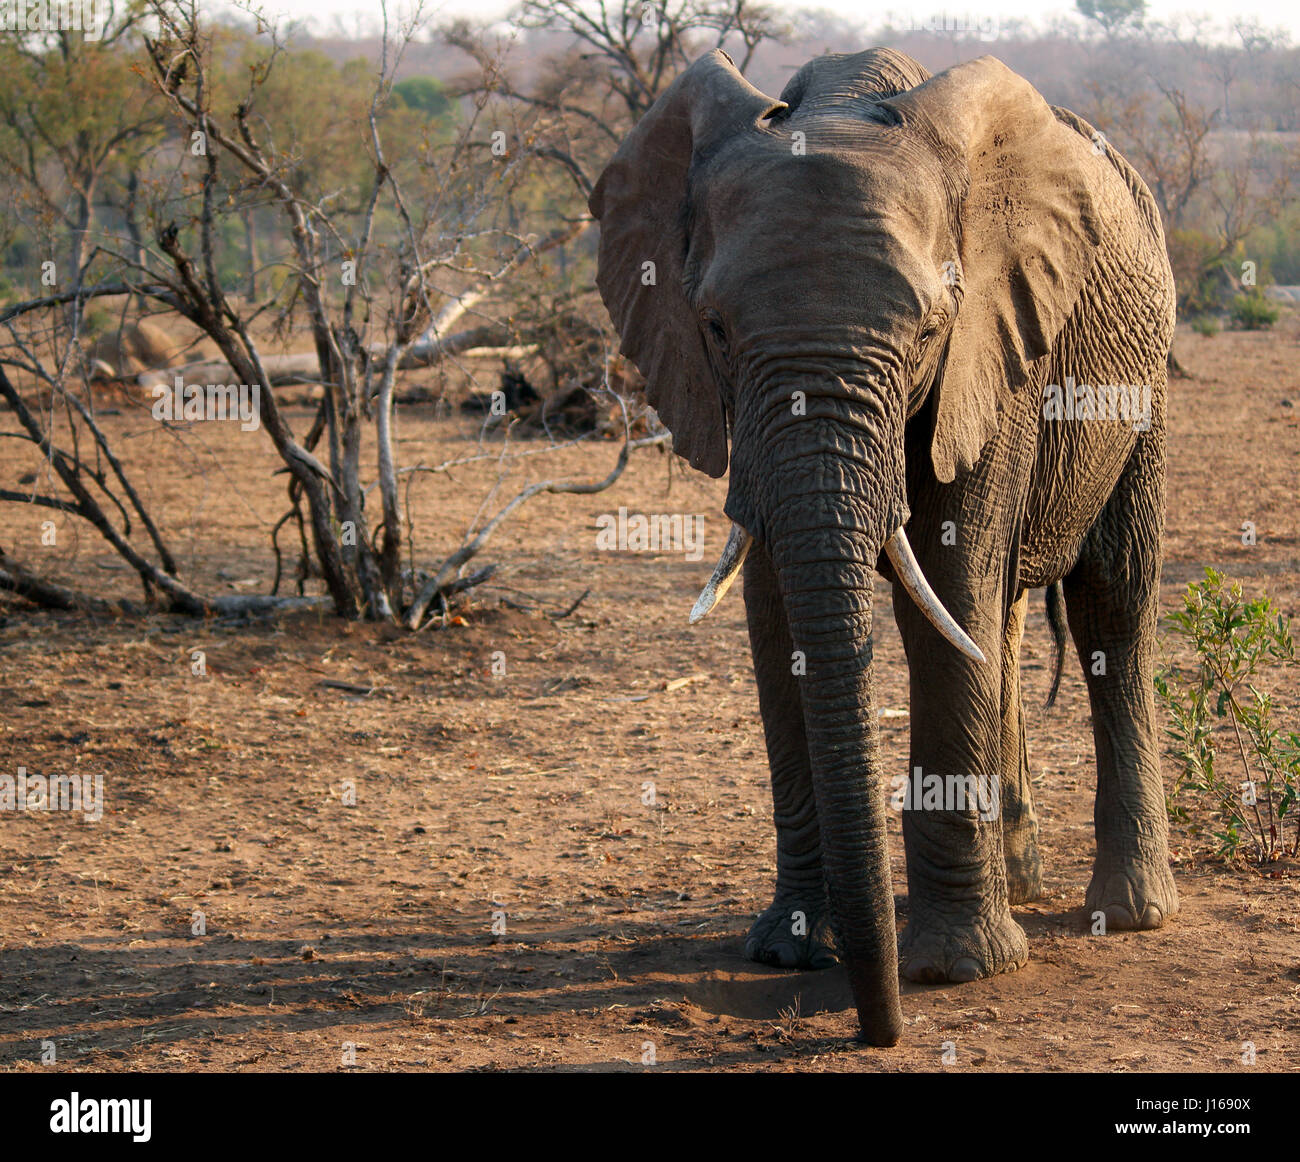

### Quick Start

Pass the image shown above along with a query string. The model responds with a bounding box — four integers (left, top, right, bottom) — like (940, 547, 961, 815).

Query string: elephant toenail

(949, 957, 983, 982)
(902, 959, 940, 984)
(1105, 905, 1136, 930)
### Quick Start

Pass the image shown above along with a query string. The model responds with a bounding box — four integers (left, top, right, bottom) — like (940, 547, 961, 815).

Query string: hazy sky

(210, 0, 1300, 41)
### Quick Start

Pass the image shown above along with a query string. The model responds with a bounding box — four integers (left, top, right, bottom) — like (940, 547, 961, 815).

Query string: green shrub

(1156, 569, 1300, 863)
(1229, 290, 1280, 331)
(1190, 316, 1220, 337)
(393, 76, 452, 120)
(1244, 213, 1300, 286)
(1168, 227, 1226, 315)
(81, 306, 115, 337)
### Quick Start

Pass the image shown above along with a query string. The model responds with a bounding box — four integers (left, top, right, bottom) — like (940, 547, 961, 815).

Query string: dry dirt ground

(1, 319, 1298, 1073)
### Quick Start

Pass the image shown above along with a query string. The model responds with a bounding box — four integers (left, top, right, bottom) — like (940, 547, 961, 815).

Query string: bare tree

(1079, 18, 1300, 314)
(0, 0, 669, 626)
(448, 0, 788, 206)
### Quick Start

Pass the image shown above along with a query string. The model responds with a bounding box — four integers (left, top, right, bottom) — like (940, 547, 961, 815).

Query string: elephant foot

(899, 909, 1029, 984)
(1085, 858, 1179, 931)
(744, 894, 839, 970)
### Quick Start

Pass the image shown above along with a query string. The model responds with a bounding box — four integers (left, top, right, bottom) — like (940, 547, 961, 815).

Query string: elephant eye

(918, 318, 944, 349)
(702, 310, 729, 350)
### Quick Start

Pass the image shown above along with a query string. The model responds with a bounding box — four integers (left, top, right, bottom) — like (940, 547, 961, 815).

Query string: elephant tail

(1045, 580, 1068, 709)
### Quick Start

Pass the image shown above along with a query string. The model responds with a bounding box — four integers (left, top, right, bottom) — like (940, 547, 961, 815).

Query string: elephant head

(590, 48, 1100, 1044)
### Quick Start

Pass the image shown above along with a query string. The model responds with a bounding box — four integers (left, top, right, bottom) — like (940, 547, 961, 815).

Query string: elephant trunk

(763, 486, 906, 1046)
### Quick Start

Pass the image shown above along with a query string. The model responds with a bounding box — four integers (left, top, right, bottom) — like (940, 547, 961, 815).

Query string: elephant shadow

(683, 902, 1094, 1020)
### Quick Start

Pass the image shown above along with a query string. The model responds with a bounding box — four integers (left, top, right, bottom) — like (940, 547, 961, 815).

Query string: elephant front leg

(741, 545, 838, 970)
(1000, 590, 1043, 903)
(894, 578, 1029, 984)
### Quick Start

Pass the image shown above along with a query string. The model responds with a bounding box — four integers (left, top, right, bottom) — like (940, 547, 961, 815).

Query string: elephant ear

(589, 50, 785, 478)
(885, 57, 1102, 483)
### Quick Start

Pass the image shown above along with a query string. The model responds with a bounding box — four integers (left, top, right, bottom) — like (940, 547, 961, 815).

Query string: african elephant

(589, 47, 1178, 1045)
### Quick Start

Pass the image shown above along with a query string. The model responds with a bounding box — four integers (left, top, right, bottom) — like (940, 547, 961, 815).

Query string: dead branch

(0, 549, 142, 615)
(549, 588, 591, 620)
(0, 283, 178, 326)
(405, 431, 669, 629)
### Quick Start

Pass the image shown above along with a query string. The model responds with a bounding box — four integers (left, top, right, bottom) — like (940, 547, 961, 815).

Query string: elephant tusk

(689, 522, 753, 624)
(885, 527, 987, 664)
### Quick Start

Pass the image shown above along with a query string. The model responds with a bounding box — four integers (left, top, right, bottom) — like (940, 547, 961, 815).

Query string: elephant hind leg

(1000, 589, 1044, 903)
(1062, 436, 1178, 931)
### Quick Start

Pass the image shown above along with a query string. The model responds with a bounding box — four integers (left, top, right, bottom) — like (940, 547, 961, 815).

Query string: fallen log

(131, 331, 544, 392)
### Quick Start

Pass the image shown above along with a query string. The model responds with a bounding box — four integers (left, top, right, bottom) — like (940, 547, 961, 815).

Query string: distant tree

(1079, 19, 1300, 314)
(448, 0, 789, 203)
(1076, 0, 1146, 36)
(0, 4, 162, 291)
(393, 75, 452, 119)
(515, 0, 787, 124)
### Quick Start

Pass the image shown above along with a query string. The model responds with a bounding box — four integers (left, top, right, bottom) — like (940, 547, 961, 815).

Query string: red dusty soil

(0, 319, 1297, 1072)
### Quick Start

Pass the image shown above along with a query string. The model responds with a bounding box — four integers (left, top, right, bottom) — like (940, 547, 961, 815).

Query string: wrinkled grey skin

(589, 47, 1178, 1046)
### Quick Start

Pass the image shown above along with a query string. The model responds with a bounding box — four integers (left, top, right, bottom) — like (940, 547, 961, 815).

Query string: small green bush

(81, 306, 115, 337)
(1168, 227, 1227, 316)
(1190, 316, 1220, 337)
(1156, 569, 1300, 863)
(1229, 290, 1280, 331)
(393, 76, 452, 120)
